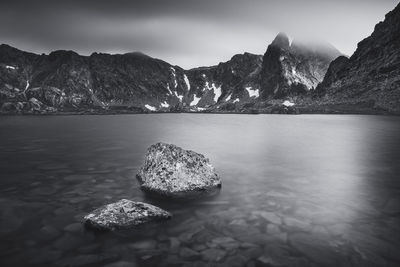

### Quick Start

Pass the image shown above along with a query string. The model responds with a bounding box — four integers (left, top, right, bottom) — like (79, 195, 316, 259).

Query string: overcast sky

(0, 0, 398, 69)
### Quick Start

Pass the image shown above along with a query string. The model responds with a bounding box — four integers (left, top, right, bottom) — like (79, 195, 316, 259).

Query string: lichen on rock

(137, 142, 221, 198)
(83, 199, 171, 231)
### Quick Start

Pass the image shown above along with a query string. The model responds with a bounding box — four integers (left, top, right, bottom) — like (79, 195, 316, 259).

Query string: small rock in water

(252, 211, 282, 225)
(137, 143, 221, 198)
(201, 248, 226, 262)
(40, 225, 60, 240)
(56, 253, 119, 267)
(63, 174, 92, 182)
(53, 233, 84, 251)
(209, 237, 239, 250)
(283, 217, 311, 231)
(169, 237, 181, 252)
(103, 261, 138, 267)
(192, 243, 207, 251)
(64, 223, 82, 233)
(179, 247, 200, 259)
(129, 240, 157, 250)
(266, 224, 281, 235)
(83, 199, 171, 231)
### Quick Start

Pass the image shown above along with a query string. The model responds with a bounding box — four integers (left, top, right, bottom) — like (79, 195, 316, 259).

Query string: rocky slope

(0, 32, 340, 114)
(260, 33, 341, 99)
(315, 2, 400, 114)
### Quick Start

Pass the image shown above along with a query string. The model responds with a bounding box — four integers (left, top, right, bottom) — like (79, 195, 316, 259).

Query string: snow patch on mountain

(212, 84, 222, 102)
(170, 67, 178, 88)
(190, 95, 201, 106)
(204, 81, 210, 92)
(203, 81, 222, 102)
(225, 94, 232, 101)
(284, 66, 316, 90)
(245, 86, 259, 98)
(25, 80, 30, 91)
(233, 98, 240, 103)
(161, 101, 169, 108)
(5, 65, 16, 70)
(183, 74, 191, 90)
(283, 100, 295, 107)
(145, 104, 157, 111)
(174, 91, 183, 102)
(166, 84, 173, 95)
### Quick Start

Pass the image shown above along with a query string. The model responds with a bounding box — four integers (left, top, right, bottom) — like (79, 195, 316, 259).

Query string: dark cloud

(0, 0, 398, 68)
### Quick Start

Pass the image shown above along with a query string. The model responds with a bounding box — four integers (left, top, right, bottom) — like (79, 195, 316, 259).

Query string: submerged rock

(83, 199, 171, 231)
(137, 143, 221, 198)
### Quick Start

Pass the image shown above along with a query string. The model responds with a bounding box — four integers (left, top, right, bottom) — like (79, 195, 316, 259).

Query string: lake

(1, 114, 400, 267)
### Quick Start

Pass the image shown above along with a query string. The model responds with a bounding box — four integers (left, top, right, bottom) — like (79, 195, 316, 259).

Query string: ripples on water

(0, 114, 400, 266)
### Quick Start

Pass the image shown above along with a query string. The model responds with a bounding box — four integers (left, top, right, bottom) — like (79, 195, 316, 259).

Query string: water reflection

(0, 114, 400, 266)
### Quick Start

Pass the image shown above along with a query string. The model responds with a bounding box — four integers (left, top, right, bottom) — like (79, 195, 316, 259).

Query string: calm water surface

(0, 114, 400, 267)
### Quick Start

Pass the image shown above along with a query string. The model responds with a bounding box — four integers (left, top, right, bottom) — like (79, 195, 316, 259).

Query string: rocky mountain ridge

(315, 2, 400, 114)
(0, 32, 340, 114)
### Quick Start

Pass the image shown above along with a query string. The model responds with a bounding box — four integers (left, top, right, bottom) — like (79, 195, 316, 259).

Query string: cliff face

(0, 32, 339, 114)
(260, 33, 341, 99)
(317, 2, 400, 113)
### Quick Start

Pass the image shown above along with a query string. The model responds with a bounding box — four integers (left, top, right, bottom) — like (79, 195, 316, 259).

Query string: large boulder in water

(137, 143, 221, 198)
(83, 199, 171, 231)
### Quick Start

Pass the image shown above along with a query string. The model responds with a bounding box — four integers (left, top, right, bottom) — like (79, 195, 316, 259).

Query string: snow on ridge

(5, 65, 16, 70)
(225, 94, 232, 101)
(233, 98, 240, 103)
(197, 107, 206, 111)
(174, 91, 183, 102)
(212, 84, 222, 102)
(245, 86, 259, 98)
(161, 101, 169, 108)
(190, 95, 201, 106)
(204, 81, 210, 92)
(183, 74, 191, 90)
(285, 65, 315, 90)
(166, 84, 173, 95)
(25, 80, 30, 91)
(145, 104, 157, 111)
(283, 100, 295, 107)
(170, 67, 178, 88)
(203, 81, 222, 102)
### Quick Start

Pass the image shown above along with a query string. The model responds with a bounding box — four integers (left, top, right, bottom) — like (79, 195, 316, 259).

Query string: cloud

(0, 0, 398, 68)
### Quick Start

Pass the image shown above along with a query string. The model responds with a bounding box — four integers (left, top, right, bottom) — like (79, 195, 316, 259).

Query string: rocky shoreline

(0, 105, 394, 116)
(0, 95, 396, 116)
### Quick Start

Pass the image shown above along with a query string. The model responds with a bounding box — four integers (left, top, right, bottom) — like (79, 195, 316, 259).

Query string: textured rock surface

(137, 143, 221, 198)
(83, 199, 171, 231)
(316, 2, 400, 113)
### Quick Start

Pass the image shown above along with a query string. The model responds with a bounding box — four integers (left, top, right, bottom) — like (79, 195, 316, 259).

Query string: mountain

(259, 32, 341, 99)
(0, 33, 340, 114)
(315, 2, 400, 114)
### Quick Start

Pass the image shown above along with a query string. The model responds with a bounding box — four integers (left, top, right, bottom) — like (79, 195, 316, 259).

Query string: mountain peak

(271, 32, 290, 49)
